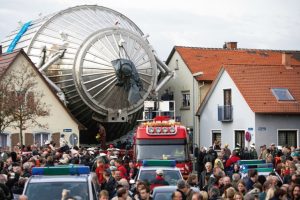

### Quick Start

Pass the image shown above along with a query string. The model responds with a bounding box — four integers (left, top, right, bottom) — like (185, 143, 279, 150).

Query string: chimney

(282, 52, 292, 69)
(224, 42, 238, 49)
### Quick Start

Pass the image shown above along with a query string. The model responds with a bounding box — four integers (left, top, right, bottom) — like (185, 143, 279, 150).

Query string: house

(161, 42, 300, 148)
(0, 48, 83, 149)
(197, 55, 300, 150)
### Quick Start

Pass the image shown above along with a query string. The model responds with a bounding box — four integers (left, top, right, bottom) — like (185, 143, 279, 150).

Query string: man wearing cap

(150, 169, 169, 190)
(249, 143, 258, 160)
(259, 144, 267, 160)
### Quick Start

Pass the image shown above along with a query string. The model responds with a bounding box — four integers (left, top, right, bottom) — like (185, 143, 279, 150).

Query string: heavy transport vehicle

(133, 101, 193, 178)
(1, 5, 174, 142)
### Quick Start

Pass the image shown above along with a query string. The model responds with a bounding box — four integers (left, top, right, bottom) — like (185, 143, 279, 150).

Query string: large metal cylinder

(1, 5, 161, 141)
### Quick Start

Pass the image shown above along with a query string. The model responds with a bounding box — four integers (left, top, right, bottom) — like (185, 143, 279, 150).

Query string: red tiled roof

(224, 64, 300, 113)
(0, 50, 20, 78)
(174, 46, 300, 81)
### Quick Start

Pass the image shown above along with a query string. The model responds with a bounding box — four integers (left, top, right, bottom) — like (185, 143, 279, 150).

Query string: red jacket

(117, 165, 128, 179)
(225, 155, 240, 168)
(95, 164, 106, 184)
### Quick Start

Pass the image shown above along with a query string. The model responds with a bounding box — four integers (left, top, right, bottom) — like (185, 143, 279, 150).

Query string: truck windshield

(25, 182, 89, 200)
(137, 144, 187, 161)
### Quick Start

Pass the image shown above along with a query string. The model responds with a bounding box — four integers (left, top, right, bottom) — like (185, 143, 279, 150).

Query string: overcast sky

(0, 0, 299, 60)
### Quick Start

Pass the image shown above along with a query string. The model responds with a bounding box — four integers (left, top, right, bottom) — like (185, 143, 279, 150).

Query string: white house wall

(200, 70, 255, 149)
(4, 55, 80, 146)
(159, 51, 200, 145)
(160, 51, 195, 127)
(255, 114, 300, 148)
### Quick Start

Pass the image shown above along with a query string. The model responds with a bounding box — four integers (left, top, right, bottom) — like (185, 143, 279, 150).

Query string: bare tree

(0, 74, 16, 134)
(2, 64, 50, 145)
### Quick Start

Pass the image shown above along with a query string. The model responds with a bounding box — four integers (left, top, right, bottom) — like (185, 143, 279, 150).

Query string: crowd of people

(1, 138, 300, 200)
(190, 142, 300, 200)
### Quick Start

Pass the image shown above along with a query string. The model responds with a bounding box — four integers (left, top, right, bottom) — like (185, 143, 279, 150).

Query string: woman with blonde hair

(223, 187, 236, 200)
(233, 192, 243, 200)
(199, 191, 208, 200)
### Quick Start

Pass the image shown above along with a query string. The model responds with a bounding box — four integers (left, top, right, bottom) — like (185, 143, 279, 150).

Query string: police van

(22, 165, 98, 200)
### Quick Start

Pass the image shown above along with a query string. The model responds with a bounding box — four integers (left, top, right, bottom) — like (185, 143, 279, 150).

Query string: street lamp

(192, 72, 203, 150)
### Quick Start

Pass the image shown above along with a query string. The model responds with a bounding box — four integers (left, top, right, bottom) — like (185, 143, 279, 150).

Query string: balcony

(218, 105, 233, 122)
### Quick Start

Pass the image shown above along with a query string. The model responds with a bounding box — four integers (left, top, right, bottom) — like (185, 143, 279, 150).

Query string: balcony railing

(218, 105, 233, 122)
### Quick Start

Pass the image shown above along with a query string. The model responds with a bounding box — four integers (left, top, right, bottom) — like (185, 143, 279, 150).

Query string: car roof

(28, 175, 89, 183)
(139, 166, 181, 171)
(152, 186, 200, 193)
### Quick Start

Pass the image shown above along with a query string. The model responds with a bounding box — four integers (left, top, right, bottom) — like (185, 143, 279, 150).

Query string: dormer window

(271, 88, 294, 101)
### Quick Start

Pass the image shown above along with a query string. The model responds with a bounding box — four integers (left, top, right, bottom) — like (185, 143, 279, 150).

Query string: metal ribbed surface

(1, 5, 158, 141)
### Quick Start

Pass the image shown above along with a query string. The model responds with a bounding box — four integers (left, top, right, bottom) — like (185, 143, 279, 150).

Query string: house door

(235, 130, 245, 149)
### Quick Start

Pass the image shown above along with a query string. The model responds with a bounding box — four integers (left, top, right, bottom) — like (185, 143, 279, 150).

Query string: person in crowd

(224, 144, 231, 159)
(127, 161, 138, 180)
(99, 189, 109, 200)
(191, 192, 202, 200)
(139, 186, 152, 200)
(225, 150, 240, 171)
(258, 180, 273, 200)
(237, 180, 247, 196)
(249, 144, 258, 160)
(291, 185, 300, 200)
(203, 147, 218, 168)
(150, 169, 169, 191)
(207, 167, 225, 191)
(197, 147, 207, 183)
(213, 140, 221, 151)
(117, 178, 133, 199)
(208, 186, 221, 200)
(187, 173, 198, 187)
(59, 134, 69, 152)
(199, 191, 209, 200)
(185, 183, 195, 200)
(115, 187, 129, 200)
(223, 187, 235, 200)
(233, 192, 244, 200)
(222, 176, 233, 194)
(231, 163, 242, 178)
(115, 159, 128, 179)
(214, 154, 225, 171)
(231, 173, 241, 190)
(95, 159, 107, 185)
(176, 180, 188, 200)
(199, 162, 213, 190)
(246, 169, 258, 191)
(132, 181, 147, 200)
(101, 170, 117, 199)
(172, 191, 183, 200)
(259, 145, 267, 160)
(270, 143, 277, 159)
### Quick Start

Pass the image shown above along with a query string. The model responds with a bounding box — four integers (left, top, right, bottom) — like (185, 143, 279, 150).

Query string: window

(235, 130, 245, 149)
(278, 130, 297, 147)
(224, 89, 232, 105)
(271, 88, 294, 101)
(212, 130, 221, 146)
(35, 132, 49, 146)
(0, 133, 8, 148)
(181, 91, 190, 108)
